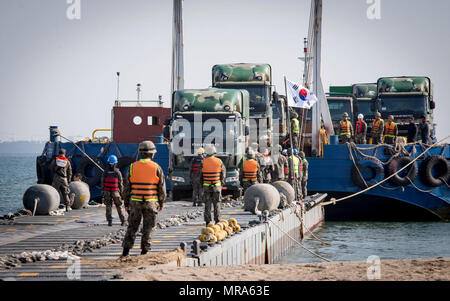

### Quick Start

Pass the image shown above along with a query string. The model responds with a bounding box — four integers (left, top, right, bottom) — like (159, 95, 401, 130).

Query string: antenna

(136, 83, 142, 107)
(116, 72, 120, 106)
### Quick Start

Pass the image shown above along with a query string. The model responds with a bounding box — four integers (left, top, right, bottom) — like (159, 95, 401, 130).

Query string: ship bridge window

(148, 116, 159, 126)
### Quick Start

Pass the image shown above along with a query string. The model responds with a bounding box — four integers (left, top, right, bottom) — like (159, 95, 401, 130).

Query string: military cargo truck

(352, 83, 378, 135)
(212, 64, 274, 145)
(169, 88, 250, 200)
(376, 77, 435, 139)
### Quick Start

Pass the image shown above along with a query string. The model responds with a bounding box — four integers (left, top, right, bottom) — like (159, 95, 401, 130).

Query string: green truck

(327, 86, 354, 135)
(352, 83, 378, 134)
(212, 63, 274, 145)
(376, 77, 435, 139)
(169, 88, 250, 200)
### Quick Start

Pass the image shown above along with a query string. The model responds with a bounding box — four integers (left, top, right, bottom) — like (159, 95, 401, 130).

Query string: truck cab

(169, 88, 250, 200)
(212, 63, 273, 145)
(352, 83, 378, 135)
(376, 77, 435, 140)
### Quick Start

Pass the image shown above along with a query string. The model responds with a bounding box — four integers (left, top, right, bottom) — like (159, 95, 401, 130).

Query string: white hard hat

(358, 114, 364, 119)
(205, 144, 217, 155)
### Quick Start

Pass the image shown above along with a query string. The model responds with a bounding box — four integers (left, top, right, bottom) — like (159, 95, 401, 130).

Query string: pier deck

(0, 194, 326, 281)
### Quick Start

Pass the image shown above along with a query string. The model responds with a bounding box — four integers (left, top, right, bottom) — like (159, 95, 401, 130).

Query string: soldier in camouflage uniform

(299, 151, 309, 198)
(121, 141, 166, 257)
(201, 145, 226, 225)
(238, 149, 261, 194)
(101, 155, 126, 227)
(272, 144, 288, 182)
(371, 112, 384, 144)
(190, 148, 205, 207)
(50, 149, 73, 211)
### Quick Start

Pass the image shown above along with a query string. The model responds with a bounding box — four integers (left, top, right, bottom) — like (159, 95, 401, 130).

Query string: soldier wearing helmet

(371, 112, 385, 144)
(272, 144, 288, 182)
(238, 148, 261, 193)
(121, 140, 166, 257)
(383, 115, 398, 144)
(190, 147, 205, 207)
(200, 144, 226, 225)
(298, 151, 308, 198)
(355, 114, 368, 144)
(338, 112, 353, 144)
(101, 155, 125, 227)
(290, 111, 300, 150)
(49, 149, 73, 212)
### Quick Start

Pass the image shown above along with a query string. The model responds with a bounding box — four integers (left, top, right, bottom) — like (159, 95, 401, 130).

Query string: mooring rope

(323, 135, 450, 206)
(291, 205, 330, 246)
(57, 132, 105, 172)
(267, 218, 331, 262)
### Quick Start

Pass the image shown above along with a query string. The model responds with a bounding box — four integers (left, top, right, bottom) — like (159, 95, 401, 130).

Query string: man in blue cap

(101, 155, 126, 226)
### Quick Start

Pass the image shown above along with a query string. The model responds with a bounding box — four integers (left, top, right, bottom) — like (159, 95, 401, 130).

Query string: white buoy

(69, 181, 90, 209)
(23, 184, 60, 215)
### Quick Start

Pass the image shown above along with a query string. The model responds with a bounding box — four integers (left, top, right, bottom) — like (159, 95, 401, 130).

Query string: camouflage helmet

(246, 149, 255, 159)
(375, 112, 381, 118)
(342, 112, 349, 118)
(205, 144, 217, 155)
(299, 151, 305, 159)
(138, 141, 156, 154)
(388, 115, 394, 120)
(291, 112, 298, 119)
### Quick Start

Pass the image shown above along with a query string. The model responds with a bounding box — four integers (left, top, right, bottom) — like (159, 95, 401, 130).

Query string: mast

(171, 0, 184, 95)
(307, 0, 334, 156)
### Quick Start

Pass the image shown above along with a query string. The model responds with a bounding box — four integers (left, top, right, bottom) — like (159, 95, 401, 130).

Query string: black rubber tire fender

(420, 155, 449, 187)
(76, 157, 105, 187)
(387, 156, 418, 187)
(351, 159, 385, 189)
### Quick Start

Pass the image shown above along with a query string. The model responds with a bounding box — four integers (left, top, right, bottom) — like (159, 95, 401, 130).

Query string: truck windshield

(357, 101, 374, 118)
(380, 96, 427, 117)
(327, 100, 352, 121)
(221, 85, 269, 114)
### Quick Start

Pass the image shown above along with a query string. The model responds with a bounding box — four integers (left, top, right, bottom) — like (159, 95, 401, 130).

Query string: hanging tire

(351, 159, 384, 189)
(36, 156, 53, 185)
(420, 155, 449, 187)
(76, 157, 104, 187)
(118, 156, 135, 177)
(387, 156, 418, 186)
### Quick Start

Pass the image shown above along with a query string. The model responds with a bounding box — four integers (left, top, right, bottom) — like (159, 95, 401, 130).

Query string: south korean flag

(286, 79, 318, 109)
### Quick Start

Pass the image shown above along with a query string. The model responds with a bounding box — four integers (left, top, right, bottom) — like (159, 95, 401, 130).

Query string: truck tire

(351, 159, 384, 189)
(387, 156, 418, 187)
(420, 155, 449, 187)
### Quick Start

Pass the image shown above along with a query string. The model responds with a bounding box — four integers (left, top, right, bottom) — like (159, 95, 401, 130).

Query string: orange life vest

(55, 156, 68, 168)
(129, 159, 160, 202)
(384, 122, 396, 138)
(202, 156, 222, 186)
(243, 159, 258, 181)
(372, 119, 382, 133)
(340, 120, 351, 136)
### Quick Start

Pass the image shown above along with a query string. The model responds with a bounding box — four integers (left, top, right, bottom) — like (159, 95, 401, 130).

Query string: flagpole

(284, 76, 298, 201)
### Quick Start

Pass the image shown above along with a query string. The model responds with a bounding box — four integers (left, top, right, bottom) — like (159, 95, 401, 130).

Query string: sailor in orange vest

(371, 112, 384, 144)
(121, 141, 166, 257)
(200, 144, 226, 225)
(190, 147, 205, 207)
(338, 112, 353, 144)
(238, 149, 261, 193)
(50, 149, 73, 212)
(101, 155, 125, 227)
(384, 115, 398, 144)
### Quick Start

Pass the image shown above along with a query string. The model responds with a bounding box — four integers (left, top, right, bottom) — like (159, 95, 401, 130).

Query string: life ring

(387, 156, 418, 186)
(117, 156, 135, 177)
(76, 157, 105, 187)
(420, 155, 449, 187)
(351, 159, 384, 189)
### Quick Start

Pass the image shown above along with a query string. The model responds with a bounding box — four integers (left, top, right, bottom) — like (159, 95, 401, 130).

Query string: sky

(1, 0, 449, 141)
